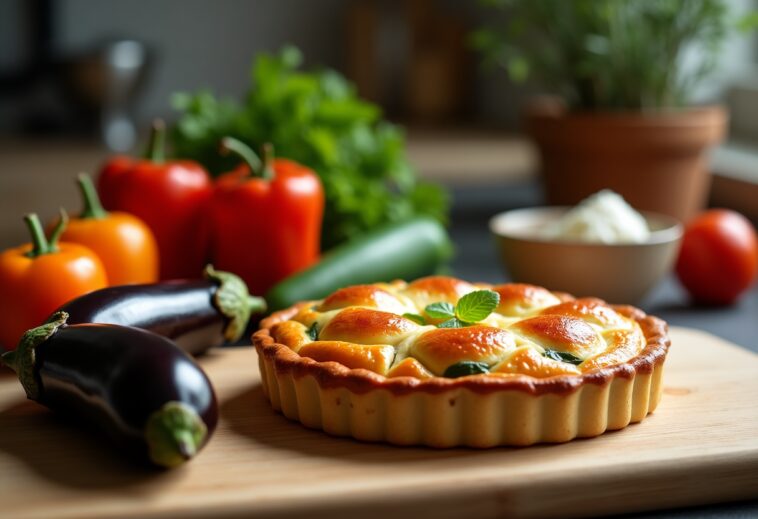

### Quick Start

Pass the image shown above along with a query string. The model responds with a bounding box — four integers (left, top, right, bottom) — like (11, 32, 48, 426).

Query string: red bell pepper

(97, 120, 213, 280)
(210, 138, 324, 295)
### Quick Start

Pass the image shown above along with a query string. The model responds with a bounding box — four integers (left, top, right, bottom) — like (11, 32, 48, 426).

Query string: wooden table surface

(1, 135, 757, 519)
(0, 326, 756, 519)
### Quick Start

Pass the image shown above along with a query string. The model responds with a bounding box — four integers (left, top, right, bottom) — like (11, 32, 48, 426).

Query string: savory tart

(253, 276, 670, 447)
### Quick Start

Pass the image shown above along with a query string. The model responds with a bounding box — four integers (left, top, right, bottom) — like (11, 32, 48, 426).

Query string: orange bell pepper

(57, 174, 159, 285)
(0, 212, 107, 350)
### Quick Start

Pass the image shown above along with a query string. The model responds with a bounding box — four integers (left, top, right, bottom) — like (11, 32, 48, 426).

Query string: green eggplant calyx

(204, 265, 266, 342)
(1, 311, 69, 400)
(144, 401, 207, 468)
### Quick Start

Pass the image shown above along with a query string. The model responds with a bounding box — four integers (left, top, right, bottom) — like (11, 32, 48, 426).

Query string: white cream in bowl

(540, 190, 650, 244)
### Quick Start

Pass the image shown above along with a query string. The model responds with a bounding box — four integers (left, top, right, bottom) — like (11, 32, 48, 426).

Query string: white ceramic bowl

(489, 207, 683, 304)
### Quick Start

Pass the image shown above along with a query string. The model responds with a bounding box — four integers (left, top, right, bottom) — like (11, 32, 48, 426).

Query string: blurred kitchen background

(1, 0, 757, 282)
(2, 7, 758, 517)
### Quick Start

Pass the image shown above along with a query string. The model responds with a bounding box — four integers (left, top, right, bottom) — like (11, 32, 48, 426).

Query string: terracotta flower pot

(526, 101, 728, 223)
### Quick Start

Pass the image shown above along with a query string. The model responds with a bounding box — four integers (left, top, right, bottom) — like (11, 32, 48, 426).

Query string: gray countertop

(447, 181, 758, 518)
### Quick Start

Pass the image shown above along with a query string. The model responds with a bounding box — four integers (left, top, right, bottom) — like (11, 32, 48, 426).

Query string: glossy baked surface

(266, 276, 648, 379)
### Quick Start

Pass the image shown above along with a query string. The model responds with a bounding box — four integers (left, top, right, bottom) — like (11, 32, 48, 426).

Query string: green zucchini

(264, 217, 452, 312)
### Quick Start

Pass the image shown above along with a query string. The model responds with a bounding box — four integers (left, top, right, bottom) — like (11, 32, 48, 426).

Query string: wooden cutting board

(0, 326, 756, 519)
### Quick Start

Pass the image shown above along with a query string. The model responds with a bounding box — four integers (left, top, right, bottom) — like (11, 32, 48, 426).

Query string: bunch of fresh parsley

(171, 46, 449, 250)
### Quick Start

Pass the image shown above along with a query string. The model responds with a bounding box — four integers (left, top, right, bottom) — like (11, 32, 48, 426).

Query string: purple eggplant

(1, 312, 218, 468)
(58, 266, 266, 355)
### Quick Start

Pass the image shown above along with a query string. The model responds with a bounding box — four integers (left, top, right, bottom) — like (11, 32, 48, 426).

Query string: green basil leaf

(402, 313, 427, 325)
(425, 302, 455, 319)
(543, 349, 583, 365)
(307, 322, 319, 341)
(443, 361, 490, 378)
(454, 290, 500, 323)
(437, 317, 463, 328)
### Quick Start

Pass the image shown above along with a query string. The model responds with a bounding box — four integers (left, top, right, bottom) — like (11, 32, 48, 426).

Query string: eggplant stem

(247, 295, 267, 315)
(3, 312, 69, 401)
(144, 401, 207, 468)
(205, 265, 266, 342)
(176, 436, 195, 460)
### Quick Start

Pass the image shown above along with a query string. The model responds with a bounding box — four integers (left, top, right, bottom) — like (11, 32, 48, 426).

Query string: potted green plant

(473, 0, 753, 221)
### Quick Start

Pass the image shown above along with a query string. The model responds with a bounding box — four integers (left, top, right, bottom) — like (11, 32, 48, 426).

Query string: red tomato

(675, 209, 758, 305)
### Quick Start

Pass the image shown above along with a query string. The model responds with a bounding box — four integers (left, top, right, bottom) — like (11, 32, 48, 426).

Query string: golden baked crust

(253, 277, 670, 447)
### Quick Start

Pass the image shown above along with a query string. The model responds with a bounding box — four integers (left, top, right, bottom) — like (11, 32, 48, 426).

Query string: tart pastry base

(254, 304, 669, 447)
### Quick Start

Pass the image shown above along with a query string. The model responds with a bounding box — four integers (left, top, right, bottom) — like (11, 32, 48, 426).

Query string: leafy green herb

(443, 361, 490, 378)
(543, 349, 583, 365)
(171, 46, 449, 250)
(307, 322, 319, 341)
(472, 0, 743, 110)
(423, 289, 500, 328)
(455, 290, 500, 323)
(425, 302, 455, 320)
(402, 313, 427, 325)
(438, 318, 465, 329)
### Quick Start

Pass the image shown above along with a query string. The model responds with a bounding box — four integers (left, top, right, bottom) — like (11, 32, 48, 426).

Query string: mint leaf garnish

(438, 317, 464, 328)
(424, 289, 500, 328)
(403, 313, 427, 325)
(543, 349, 583, 365)
(455, 290, 500, 323)
(425, 302, 455, 319)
